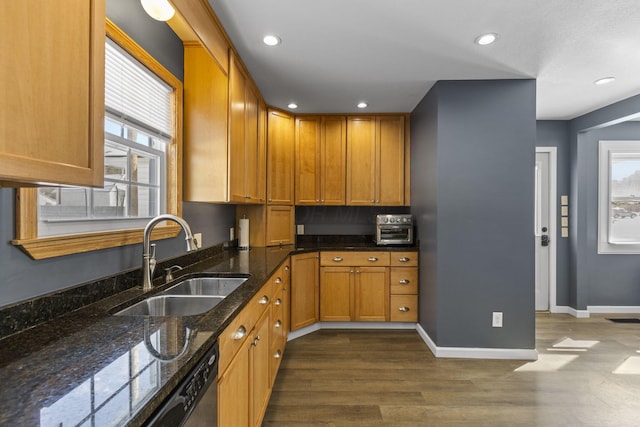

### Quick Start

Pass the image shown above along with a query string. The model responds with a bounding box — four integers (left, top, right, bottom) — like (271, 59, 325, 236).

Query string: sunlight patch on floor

(552, 337, 599, 349)
(613, 356, 640, 375)
(515, 354, 579, 372)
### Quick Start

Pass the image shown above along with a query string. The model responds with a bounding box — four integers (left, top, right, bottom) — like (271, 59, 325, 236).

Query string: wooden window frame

(12, 20, 184, 260)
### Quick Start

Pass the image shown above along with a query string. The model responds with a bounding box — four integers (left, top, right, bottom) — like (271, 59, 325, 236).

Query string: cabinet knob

(399, 257, 411, 263)
(273, 350, 282, 359)
(398, 306, 411, 312)
(233, 325, 247, 340)
(259, 295, 269, 304)
(275, 277, 282, 284)
(332, 256, 343, 262)
(275, 298, 282, 306)
(399, 279, 410, 285)
(275, 320, 282, 328)
(367, 256, 378, 262)
(284, 265, 290, 271)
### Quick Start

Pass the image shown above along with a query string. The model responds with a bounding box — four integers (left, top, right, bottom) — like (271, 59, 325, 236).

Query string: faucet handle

(164, 265, 183, 283)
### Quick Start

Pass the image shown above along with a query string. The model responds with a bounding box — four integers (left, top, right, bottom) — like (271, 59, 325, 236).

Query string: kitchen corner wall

(0, 0, 236, 309)
(411, 80, 537, 350)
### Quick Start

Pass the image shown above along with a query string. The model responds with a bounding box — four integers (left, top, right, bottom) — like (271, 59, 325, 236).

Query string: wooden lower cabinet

(389, 252, 419, 322)
(290, 252, 319, 330)
(251, 308, 271, 426)
(319, 265, 389, 322)
(217, 335, 250, 426)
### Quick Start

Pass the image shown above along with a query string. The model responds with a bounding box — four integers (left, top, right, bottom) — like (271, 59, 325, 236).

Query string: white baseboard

(287, 321, 416, 341)
(552, 305, 590, 318)
(415, 324, 538, 360)
(587, 306, 640, 314)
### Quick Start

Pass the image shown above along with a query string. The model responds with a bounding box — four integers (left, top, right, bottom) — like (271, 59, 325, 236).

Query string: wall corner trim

(416, 324, 538, 360)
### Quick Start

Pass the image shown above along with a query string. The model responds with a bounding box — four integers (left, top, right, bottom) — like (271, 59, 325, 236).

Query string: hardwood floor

(263, 313, 640, 426)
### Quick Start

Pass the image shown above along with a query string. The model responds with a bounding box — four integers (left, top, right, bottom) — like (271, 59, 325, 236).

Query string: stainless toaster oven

(375, 214, 413, 245)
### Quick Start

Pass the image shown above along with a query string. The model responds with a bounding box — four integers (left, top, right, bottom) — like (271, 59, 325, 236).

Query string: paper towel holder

(239, 215, 250, 250)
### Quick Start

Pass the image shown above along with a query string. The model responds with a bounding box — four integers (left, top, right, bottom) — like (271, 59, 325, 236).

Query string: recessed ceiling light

(140, 0, 175, 21)
(263, 35, 281, 46)
(594, 77, 616, 86)
(357, 102, 368, 109)
(475, 33, 498, 46)
(288, 103, 298, 109)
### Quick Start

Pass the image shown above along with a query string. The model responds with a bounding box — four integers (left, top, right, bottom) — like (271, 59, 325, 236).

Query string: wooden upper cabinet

(183, 43, 229, 202)
(229, 56, 264, 203)
(295, 116, 346, 205)
(346, 116, 405, 206)
(0, 0, 105, 187)
(267, 110, 294, 205)
(346, 117, 377, 205)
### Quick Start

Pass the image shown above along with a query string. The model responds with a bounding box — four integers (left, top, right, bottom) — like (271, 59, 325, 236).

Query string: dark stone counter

(0, 240, 417, 426)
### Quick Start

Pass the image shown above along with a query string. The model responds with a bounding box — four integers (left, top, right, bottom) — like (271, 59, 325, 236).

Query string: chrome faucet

(142, 214, 198, 292)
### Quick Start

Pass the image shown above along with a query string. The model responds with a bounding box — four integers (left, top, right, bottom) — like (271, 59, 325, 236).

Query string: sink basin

(162, 276, 248, 296)
(115, 295, 225, 317)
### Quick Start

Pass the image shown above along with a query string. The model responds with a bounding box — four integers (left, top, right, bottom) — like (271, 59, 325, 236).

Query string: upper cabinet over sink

(0, 0, 105, 187)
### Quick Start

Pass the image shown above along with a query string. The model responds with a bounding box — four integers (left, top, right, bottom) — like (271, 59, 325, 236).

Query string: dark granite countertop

(0, 240, 417, 426)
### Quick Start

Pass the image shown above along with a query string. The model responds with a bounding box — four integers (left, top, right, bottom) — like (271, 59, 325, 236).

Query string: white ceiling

(208, 0, 640, 120)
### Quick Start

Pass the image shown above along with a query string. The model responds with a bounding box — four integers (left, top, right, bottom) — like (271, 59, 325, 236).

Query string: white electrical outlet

(194, 233, 202, 249)
(492, 312, 503, 328)
(297, 224, 305, 235)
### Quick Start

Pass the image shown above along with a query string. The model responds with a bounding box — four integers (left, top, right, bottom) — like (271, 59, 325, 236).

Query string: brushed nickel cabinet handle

(368, 257, 378, 262)
(259, 295, 269, 304)
(332, 256, 343, 262)
(399, 306, 410, 312)
(233, 325, 247, 340)
(399, 257, 411, 262)
(399, 279, 410, 284)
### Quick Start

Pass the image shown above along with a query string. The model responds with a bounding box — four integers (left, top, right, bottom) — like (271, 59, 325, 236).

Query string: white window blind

(105, 38, 172, 137)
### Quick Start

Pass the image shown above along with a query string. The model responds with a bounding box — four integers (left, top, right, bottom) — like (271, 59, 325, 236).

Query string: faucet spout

(142, 214, 198, 292)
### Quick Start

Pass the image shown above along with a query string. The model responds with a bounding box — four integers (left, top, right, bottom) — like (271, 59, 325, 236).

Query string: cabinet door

(266, 205, 294, 246)
(244, 85, 260, 202)
(0, 0, 104, 187)
(320, 267, 353, 321)
(267, 110, 294, 204)
(354, 267, 389, 322)
(321, 116, 347, 205)
(229, 56, 247, 203)
(218, 336, 250, 426)
(377, 116, 405, 205)
(183, 44, 229, 202)
(295, 116, 321, 205)
(346, 117, 376, 205)
(291, 252, 319, 330)
(251, 309, 271, 427)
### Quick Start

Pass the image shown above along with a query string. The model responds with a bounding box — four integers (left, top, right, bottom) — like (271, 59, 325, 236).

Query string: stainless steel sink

(115, 295, 225, 317)
(162, 276, 248, 296)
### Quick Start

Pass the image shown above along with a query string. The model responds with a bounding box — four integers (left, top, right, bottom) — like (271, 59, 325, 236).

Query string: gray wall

(0, 0, 235, 308)
(536, 121, 571, 306)
(411, 80, 536, 350)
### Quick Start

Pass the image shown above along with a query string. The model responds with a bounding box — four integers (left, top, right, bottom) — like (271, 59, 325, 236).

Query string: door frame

(535, 147, 558, 312)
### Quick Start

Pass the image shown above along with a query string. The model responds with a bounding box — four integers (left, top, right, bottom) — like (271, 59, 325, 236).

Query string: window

(13, 20, 183, 259)
(598, 140, 640, 253)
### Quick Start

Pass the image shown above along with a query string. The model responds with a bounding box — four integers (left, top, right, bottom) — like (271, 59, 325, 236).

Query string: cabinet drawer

(390, 295, 418, 322)
(320, 251, 390, 266)
(390, 267, 418, 294)
(219, 285, 272, 374)
(390, 251, 418, 267)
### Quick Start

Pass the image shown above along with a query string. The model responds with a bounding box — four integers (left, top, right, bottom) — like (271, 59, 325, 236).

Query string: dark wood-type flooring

(263, 313, 640, 426)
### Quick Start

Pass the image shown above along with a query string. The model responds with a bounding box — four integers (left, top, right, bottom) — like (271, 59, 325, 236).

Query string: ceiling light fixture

(357, 102, 368, 109)
(475, 33, 498, 46)
(594, 77, 616, 86)
(263, 35, 281, 46)
(140, 0, 175, 21)
(288, 103, 298, 109)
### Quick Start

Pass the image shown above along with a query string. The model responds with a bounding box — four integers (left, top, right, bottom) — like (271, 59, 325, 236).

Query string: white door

(535, 148, 556, 311)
